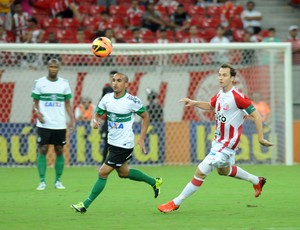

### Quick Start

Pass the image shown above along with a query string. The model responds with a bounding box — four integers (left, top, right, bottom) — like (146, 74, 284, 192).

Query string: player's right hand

(179, 98, 195, 107)
(91, 118, 101, 129)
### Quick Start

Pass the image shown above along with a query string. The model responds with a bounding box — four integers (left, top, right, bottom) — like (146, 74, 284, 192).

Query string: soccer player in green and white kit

(71, 73, 162, 213)
(31, 58, 75, 190)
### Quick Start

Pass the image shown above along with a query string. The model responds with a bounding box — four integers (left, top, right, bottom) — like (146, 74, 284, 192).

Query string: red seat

(78, 5, 90, 15)
(187, 5, 205, 16)
(105, 16, 125, 29)
(41, 18, 61, 30)
(140, 29, 155, 43)
(62, 18, 81, 30)
(199, 16, 220, 28)
(175, 30, 189, 41)
(156, 29, 174, 40)
(190, 15, 205, 26)
(82, 16, 102, 31)
(232, 29, 245, 42)
(230, 5, 244, 15)
(109, 5, 127, 16)
(155, 5, 167, 16)
(201, 27, 217, 41)
(57, 30, 76, 40)
(118, 29, 133, 42)
(89, 5, 106, 16)
(206, 5, 221, 17)
(230, 15, 243, 29)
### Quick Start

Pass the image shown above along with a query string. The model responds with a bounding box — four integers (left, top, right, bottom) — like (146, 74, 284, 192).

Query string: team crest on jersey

(51, 94, 57, 100)
(110, 113, 117, 121)
(223, 103, 230, 111)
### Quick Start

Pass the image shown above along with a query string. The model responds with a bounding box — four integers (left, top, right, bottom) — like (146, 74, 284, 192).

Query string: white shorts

(198, 151, 235, 175)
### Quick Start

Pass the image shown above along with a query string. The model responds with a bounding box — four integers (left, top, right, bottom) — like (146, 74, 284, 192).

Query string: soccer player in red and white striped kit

(158, 63, 273, 213)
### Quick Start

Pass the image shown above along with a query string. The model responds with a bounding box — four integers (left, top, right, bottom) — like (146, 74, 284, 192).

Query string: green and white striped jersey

(31, 76, 72, 129)
(97, 91, 146, 149)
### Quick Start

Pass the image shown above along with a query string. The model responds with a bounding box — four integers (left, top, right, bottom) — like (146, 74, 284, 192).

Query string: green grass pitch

(1, 165, 300, 230)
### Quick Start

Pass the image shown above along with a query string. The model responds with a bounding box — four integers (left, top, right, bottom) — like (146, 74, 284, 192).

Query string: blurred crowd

(0, 0, 299, 64)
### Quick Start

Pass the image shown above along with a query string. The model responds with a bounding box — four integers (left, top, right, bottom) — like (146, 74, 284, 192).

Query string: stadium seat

(200, 27, 217, 42)
(84, 29, 94, 40)
(75, 0, 97, 6)
(190, 15, 205, 26)
(175, 30, 189, 42)
(78, 5, 90, 15)
(31, 7, 50, 26)
(187, 5, 205, 16)
(118, 29, 133, 42)
(155, 5, 167, 16)
(57, 30, 76, 43)
(206, 5, 221, 17)
(82, 16, 102, 32)
(89, 5, 106, 16)
(41, 18, 61, 31)
(109, 5, 128, 16)
(199, 16, 220, 28)
(139, 29, 155, 43)
(230, 15, 243, 30)
(230, 5, 244, 15)
(156, 29, 174, 41)
(105, 16, 125, 29)
(62, 18, 81, 30)
(166, 5, 177, 16)
(232, 29, 245, 42)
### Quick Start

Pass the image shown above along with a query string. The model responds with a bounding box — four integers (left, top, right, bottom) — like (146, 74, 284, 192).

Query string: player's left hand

(259, 139, 273, 147)
(91, 118, 101, 129)
(137, 139, 147, 154)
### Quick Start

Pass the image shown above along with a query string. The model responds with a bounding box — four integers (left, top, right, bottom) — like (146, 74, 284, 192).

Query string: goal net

(0, 42, 293, 167)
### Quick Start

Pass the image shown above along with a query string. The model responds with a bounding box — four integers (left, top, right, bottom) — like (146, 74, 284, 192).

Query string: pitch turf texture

(1, 165, 299, 230)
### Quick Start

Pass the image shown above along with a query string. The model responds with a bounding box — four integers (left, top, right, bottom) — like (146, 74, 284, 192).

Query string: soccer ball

(91, 37, 112, 58)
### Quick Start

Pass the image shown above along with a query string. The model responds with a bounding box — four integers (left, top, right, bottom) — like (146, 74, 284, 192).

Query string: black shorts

(37, 127, 66, 145)
(105, 145, 133, 168)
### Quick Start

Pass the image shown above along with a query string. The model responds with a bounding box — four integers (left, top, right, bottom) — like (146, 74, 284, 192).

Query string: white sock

(228, 165, 259, 185)
(173, 176, 204, 206)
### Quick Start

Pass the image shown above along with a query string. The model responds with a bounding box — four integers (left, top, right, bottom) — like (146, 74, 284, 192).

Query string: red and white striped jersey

(210, 87, 255, 155)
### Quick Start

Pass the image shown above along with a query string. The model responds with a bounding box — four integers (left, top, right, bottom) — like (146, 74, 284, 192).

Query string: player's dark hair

(221, 63, 236, 77)
(110, 70, 118, 76)
(48, 58, 60, 66)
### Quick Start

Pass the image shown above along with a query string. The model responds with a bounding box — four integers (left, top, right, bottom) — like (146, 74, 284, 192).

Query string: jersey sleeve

(131, 96, 144, 114)
(210, 94, 218, 108)
(96, 94, 107, 116)
(31, 80, 40, 99)
(232, 90, 255, 114)
(63, 80, 72, 100)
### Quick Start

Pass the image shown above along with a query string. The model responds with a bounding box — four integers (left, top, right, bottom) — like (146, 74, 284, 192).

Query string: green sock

(128, 168, 156, 186)
(55, 155, 64, 182)
(37, 154, 46, 182)
(83, 177, 107, 208)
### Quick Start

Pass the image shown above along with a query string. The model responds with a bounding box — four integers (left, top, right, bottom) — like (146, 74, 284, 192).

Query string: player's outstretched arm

(179, 98, 213, 110)
(250, 110, 273, 147)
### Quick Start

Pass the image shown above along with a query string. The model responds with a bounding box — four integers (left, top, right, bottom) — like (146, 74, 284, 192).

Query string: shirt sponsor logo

(108, 121, 124, 129)
(44, 101, 62, 107)
(215, 112, 227, 122)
